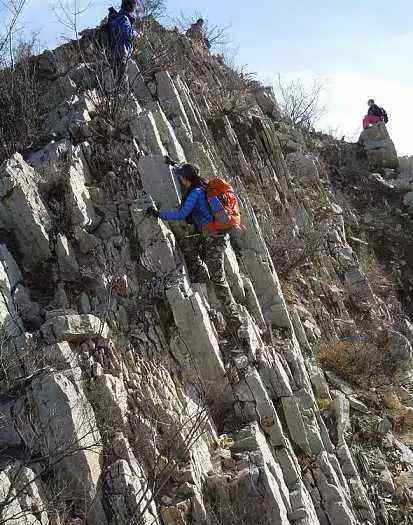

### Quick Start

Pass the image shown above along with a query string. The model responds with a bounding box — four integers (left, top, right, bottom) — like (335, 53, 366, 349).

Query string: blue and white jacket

(159, 187, 213, 231)
(107, 7, 138, 58)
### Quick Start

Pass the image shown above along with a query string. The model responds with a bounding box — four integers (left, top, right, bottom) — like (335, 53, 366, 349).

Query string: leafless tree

(138, 0, 166, 19)
(0, 0, 27, 59)
(275, 74, 328, 128)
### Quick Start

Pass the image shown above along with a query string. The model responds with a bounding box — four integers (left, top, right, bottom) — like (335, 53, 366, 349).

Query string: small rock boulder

(41, 314, 109, 343)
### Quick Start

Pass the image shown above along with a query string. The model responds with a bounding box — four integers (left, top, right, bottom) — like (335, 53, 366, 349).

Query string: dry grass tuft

(316, 338, 393, 389)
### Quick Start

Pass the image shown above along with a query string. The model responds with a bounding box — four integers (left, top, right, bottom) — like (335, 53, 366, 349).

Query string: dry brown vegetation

(316, 337, 394, 389)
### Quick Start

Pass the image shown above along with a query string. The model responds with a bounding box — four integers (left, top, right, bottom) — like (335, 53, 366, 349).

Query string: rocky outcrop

(0, 19, 411, 525)
(359, 122, 399, 170)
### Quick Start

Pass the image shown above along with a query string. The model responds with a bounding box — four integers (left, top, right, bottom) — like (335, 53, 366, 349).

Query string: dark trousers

(180, 232, 241, 330)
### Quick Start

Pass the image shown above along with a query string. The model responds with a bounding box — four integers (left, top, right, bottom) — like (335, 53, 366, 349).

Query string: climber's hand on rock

(146, 207, 160, 219)
(164, 155, 176, 166)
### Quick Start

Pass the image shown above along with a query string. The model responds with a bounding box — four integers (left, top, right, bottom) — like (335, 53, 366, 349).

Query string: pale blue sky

(20, 0, 413, 154)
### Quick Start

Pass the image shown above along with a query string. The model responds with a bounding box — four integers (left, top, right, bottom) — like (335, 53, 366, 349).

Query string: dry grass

(316, 338, 394, 389)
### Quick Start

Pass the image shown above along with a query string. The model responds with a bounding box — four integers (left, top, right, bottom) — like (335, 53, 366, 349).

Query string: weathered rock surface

(0, 20, 410, 525)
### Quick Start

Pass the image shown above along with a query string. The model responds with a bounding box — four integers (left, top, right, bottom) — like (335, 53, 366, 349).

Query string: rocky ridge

(0, 19, 412, 525)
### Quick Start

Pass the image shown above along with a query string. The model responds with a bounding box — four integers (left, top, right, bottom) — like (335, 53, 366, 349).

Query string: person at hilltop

(363, 99, 388, 129)
(186, 18, 211, 49)
(146, 162, 243, 333)
(106, 0, 140, 86)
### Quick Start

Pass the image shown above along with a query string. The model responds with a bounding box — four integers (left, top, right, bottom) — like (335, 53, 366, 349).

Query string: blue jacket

(159, 187, 213, 231)
(107, 8, 138, 58)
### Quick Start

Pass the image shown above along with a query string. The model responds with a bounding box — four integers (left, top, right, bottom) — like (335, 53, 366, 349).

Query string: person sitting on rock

(106, 0, 139, 86)
(146, 163, 242, 333)
(186, 18, 211, 49)
(363, 99, 388, 129)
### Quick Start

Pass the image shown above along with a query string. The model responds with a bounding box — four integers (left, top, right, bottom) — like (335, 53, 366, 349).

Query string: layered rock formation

(0, 19, 412, 525)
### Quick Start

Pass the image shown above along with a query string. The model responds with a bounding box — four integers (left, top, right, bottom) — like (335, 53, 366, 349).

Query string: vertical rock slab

(166, 286, 232, 404)
(224, 243, 245, 303)
(127, 60, 153, 106)
(155, 71, 192, 137)
(66, 165, 96, 227)
(209, 423, 292, 525)
(149, 102, 186, 162)
(0, 154, 51, 266)
(131, 202, 188, 290)
(130, 111, 167, 156)
(0, 246, 25, 373)
(138, 156, 182, 209)
(233, 191, 291, 327)
(234, 368, 288, 448)
(27, 372, 107, 525)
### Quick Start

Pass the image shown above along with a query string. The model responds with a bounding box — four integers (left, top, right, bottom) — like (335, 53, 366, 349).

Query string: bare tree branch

(275, 74, 328, 129)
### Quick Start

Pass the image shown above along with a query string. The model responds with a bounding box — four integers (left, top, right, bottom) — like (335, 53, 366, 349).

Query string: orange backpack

(204, 178, 242, 233)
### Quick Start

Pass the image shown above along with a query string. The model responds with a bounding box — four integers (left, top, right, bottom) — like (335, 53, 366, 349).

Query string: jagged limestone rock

(224, 243, 245, 303)
(93, 374, 128, 430)
(174, 76, 206, 142)
(44, 93, 94, 140)
(41, 314, 109, 343)
(130, 110, 167, 155)
(331, 391, 350, 446)
(286, 152, 321, 184)
(281, 396, 312, 455)
(127, 60, 153, 106)
(258, 348, 294, 399)
(241, 275, 266, 330)
(167, 285, 232, 404)
(6, 464, 49, 525)
(13, 284, 43, 328)
(359, 122, 399, 169)
(155, 71, 192, 137)
(0, 246, 25, 355)
(234, 368, 288, 448)
(27, 139, 92, 188)
(0, 154, 51, 266)
(131, 201, 188, 290)
(208, 423, 293, 525)
(137, 156, 182, 209)
(179, 140, 218, 178)
(148, 102, 186, 162)
(56, 234, 80, 277)
(26, 371, 107, 525)
(387, 330, 413, 368)
(66, 165, 96, 227)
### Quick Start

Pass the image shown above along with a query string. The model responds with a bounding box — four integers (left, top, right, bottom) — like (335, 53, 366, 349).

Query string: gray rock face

(25, 371, 107, 525)
(130, 110, 167, 155)
(0, 154, 51, 266)
(41, 314, 109, 343)
(359, 122, 399, 169)
(387, 330, 413, 368)
(137, 156, 182, 209)
(167, 286, 232, 404)
(0, 25, 405, 525)
(286, 152, 321, 184)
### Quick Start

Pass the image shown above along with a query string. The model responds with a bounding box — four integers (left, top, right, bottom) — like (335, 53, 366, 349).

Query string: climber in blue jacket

(106, 0, 139, 86)
(146, 163, 243, 334)
(158, 181, 213, 231)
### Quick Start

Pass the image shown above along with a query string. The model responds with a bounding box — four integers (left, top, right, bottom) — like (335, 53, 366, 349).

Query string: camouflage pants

(180, 232, 242, 330)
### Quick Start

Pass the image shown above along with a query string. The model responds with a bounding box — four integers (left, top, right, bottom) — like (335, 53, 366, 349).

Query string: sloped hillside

(0, 18, 412, 525)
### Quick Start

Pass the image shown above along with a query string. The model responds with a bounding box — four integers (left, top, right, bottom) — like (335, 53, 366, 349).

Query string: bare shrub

(316, 337, 394, 388)
(206, 66, 256, 120)
(275, 74, 328, 129)
(0, 26, 43, 163)
(138, 0, 166, 19)
(0, 0, 27, 58)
